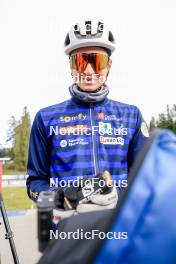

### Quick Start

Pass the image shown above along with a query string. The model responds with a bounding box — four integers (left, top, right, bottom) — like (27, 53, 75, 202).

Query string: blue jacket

(26, 97, 149, 201)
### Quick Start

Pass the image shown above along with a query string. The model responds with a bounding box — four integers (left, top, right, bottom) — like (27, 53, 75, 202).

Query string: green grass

(2, 187, 35, 211)
(2, 169, 26, 175)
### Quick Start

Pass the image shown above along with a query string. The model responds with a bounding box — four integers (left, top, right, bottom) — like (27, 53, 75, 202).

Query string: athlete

(26, 20, 149, 208)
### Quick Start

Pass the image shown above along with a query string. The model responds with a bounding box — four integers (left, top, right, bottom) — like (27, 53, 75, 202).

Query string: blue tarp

(95, 130, 176, 264)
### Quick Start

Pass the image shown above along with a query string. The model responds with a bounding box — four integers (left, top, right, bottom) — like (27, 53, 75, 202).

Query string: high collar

(69, 83, 109, 105)
(70, 96, 109, 107)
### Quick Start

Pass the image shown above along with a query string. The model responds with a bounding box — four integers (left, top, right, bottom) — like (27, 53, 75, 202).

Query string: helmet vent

(108, 31, 115, 43)
(85, 21, 92, 34)
(64, 33, 70, 47)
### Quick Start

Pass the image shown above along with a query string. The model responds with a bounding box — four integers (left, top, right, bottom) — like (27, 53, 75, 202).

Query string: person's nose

(83, 63, 95, 75)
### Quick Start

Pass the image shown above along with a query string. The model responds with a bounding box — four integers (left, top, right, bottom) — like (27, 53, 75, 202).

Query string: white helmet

(64, 20, 116, 55)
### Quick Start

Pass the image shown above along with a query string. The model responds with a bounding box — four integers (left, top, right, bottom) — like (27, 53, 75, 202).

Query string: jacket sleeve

(26, 111, 55, 201)
(127, 107, 150, 171)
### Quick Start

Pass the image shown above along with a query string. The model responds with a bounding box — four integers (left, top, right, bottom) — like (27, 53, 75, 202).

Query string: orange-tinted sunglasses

(69, 52, 109, 73)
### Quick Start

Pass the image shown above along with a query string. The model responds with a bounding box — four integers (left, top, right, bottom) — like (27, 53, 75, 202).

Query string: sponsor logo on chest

(60, 113, 86, 123)
(60, 138, 89, 147)
(100, 136, 124, 145)
(98, 122, 128, 136)
(97, 112, 122, 122)
(60, 125, 88, 135)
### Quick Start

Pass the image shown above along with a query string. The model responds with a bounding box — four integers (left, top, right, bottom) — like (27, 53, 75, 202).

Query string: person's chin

(78, 82, 100, 92)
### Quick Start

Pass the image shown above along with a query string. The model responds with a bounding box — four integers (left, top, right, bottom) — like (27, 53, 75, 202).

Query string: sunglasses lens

(94, 53, 109, 72)
(70, 53, 109, 72)
(69, 53, 87, 72)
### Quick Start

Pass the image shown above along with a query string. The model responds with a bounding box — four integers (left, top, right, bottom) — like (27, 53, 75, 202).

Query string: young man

(26, 20, 149, 207)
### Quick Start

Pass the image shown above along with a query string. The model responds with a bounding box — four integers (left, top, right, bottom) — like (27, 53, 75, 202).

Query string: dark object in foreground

(37, 170, 114, 252)
(37, 191, 55, 252)
(0, 192, 20, 264)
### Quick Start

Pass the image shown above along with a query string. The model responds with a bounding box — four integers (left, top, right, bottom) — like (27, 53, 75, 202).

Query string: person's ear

(108, 59, 112, 70)
(71, 68, 74, 77)
(108, 59, 112, 69)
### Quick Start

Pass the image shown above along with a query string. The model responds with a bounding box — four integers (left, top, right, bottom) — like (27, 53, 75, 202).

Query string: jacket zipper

(90, 103, 99, 176)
